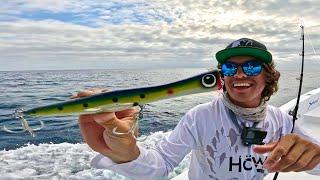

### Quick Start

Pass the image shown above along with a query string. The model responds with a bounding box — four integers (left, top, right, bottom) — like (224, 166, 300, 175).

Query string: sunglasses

(221, 60, 263, 77)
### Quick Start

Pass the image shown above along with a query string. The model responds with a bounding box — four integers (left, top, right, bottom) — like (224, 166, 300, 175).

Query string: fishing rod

(291, 25, 305, 130)
(273, 25, 305, 180)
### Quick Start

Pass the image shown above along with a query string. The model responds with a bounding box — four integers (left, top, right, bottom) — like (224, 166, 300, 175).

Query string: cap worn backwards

(215, 38, 273, 64)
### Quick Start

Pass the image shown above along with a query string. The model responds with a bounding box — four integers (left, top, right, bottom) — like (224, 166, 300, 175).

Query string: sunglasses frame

(221, 59, 264, 77)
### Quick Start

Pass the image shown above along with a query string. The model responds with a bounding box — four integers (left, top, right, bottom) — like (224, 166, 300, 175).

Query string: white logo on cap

(244, 40, 253, 46)
(231, 39, 253, 47)
(231, 40, 241, 47)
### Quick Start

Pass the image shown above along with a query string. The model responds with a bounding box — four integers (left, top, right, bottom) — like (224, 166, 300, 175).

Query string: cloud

(0, 0, 319, 71)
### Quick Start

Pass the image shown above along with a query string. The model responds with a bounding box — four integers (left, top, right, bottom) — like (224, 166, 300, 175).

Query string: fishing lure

(8, 69, 221, 136)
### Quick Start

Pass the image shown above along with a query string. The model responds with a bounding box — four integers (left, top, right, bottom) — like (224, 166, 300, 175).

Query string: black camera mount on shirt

(241, 126, 267, 146)
(228, 109, 267, 146)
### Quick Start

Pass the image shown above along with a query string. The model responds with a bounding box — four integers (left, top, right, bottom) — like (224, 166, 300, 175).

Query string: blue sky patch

(3, 2, 173, 27)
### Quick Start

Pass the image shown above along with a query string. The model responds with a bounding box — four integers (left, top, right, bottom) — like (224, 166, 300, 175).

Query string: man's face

(222, 56, 266, 108)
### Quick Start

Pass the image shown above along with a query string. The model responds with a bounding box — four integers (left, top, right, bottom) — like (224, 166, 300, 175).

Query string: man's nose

(233, 66, 247, 78)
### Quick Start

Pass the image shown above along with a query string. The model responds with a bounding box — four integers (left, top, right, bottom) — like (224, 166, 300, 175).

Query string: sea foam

(0, 131, 190, 179)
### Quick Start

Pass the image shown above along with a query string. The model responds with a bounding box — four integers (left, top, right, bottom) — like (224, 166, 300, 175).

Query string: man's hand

(253, 134, 320, 173)
(72, 88, 141, 164)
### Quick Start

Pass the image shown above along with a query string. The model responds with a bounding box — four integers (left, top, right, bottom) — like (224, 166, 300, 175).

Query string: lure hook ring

(111, 105, 147, 141)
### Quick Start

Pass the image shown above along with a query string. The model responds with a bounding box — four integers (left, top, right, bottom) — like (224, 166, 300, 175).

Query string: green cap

(216, 38, 272, 64)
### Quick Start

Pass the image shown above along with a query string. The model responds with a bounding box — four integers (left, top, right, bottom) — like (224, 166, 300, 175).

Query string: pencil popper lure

(6, 70, 221, 136)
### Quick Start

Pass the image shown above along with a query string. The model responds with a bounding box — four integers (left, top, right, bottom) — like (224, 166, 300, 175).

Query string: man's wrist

(110, 145, 141, 164)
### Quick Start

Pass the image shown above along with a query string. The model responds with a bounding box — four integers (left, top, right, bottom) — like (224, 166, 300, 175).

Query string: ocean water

(0, 68, 319, 179)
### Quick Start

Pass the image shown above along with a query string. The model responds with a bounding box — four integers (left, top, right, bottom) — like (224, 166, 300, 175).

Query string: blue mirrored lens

(221, 63, 237, 76)
(242, 61, 262, 76)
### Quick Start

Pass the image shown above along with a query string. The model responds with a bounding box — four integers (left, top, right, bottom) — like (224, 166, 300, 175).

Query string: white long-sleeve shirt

(91, 97, 320, 180)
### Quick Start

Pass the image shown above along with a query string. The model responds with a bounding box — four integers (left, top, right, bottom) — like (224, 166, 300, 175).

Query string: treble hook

(112, 105, 148, 142)
(3, 108, 45, 137)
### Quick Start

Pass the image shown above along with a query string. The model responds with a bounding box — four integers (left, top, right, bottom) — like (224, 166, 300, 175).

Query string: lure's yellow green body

(23, 70, 220, 117)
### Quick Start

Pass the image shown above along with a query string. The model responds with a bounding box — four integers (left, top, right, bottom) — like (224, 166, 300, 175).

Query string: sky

(0, 0, 319, 71)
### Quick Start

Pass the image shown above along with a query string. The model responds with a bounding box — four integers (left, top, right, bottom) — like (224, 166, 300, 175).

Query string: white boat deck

(302, 105, 320, 139)
(305, 106, 320, 122)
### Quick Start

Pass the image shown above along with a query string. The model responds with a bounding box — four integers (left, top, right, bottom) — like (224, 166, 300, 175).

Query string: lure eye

(201, 74, 216, 88)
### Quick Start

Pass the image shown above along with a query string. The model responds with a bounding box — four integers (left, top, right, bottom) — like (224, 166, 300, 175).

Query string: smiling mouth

(233, 83, 252, 88)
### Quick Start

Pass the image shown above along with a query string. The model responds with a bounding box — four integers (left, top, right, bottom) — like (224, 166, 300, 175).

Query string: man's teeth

(233, 83, 251, 87)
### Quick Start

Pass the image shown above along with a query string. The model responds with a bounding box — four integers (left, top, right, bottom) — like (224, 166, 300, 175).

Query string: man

(76, 38, 320, 179)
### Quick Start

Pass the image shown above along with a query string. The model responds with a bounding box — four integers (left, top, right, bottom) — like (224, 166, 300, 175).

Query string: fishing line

(300, 18, 318, 56)
(305, 29, 318, 56)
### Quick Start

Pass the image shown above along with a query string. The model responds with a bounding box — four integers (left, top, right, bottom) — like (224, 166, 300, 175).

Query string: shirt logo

(229, 155, 267, 173)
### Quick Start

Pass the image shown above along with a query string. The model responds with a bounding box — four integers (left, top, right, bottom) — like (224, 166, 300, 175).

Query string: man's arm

(88, 109, 199, 179)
